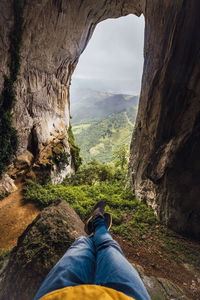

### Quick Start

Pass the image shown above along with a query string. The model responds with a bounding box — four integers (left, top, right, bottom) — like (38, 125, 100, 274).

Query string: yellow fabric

(40, 285, 135, 300)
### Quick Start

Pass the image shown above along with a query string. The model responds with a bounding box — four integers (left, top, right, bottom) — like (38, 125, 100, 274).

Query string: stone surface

(0, 200, 85, 300)
(129, 0, 200, 239)
(1, 0, 200, 236)
(133, 264, 189, 300)
(0, 174, 17, 194)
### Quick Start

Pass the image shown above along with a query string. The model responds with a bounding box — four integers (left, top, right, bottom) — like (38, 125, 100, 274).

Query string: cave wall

(1, 0, 199, 237)
(129, 0, 200, 239)
(0, 0, 142, 183)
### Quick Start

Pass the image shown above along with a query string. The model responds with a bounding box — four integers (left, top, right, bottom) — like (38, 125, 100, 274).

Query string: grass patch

(24, 178, 157, 240)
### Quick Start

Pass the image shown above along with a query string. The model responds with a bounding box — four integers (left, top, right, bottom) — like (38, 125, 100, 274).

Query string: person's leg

(34, 236, 96, 300)
(93, 217, 150, 300)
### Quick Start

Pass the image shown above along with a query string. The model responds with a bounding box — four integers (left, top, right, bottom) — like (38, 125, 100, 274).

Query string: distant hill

(70, 88, 139, 162)
(70, 88, 139, 124)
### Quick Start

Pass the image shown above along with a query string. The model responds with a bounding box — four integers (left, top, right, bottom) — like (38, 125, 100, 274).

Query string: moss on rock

(0, 0, 25, 178)
(68, 124, 82, 171)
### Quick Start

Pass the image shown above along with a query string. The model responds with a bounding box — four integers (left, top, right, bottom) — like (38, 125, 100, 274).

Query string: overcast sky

(71, 14, 145, 95)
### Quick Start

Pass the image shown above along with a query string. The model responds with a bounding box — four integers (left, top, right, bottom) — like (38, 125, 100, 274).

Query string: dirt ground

(0, 180, 39, 251)
(114, 234, 200, 299)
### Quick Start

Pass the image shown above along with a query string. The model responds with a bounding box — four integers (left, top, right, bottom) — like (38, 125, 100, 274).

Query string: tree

(112, 145, 129, 171)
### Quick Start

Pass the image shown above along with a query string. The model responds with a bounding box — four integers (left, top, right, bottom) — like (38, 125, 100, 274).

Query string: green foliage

(112, 145, 129, 171)
(50, 142, 70, 170)
(0, 248, 12, 270)
(72, 110, 136, 163)
(0, 0, 25, 178)
(65, 160, 116, 186)
(68, 124, 82, 171)
(24, 159, 157, 239)
(0, 191, 9, 201)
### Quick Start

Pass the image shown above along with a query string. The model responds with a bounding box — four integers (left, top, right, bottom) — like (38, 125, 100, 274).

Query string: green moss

(23, 171, 157, 241)
(50, 142, 70, 170)
(0, 191, 9, 201)
(0, 248, 12, 270)
(0, 0, 25, 178)
(68, 124, 82, 171)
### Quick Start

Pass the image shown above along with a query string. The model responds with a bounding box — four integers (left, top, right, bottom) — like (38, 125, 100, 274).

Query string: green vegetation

(68, 124, 82, 171)
(24, 157, 200, 271)
(0, 191, 9, 201)
(112, 145, 129, 171)
(0, 248, 12, 270)
(73, 109, 136, 163)
(24, 159, 157, 240)
(50, 142, 70, 170)
(71, 89, 138, 163)
(0, 0, 25, 178)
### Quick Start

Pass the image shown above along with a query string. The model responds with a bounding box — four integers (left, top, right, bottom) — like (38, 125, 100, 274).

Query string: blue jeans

(34, 218, 150, 300)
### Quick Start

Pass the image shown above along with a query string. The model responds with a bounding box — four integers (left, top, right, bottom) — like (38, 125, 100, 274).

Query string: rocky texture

(133, 264, 189, 300)
(129, 0, 200, 239)
(0, 174, 17, 194)
(0, 0, 143, 183)
(1, 0, 199, 236)
(0, 200, 85, 300)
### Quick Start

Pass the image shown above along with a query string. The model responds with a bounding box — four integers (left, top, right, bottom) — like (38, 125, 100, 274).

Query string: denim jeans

(34, 217, 150, 300)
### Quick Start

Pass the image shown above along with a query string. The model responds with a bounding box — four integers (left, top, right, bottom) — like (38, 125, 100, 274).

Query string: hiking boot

(84, 201, 112, 235)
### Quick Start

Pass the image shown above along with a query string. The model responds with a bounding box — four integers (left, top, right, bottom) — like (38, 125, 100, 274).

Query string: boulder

(0, 174, 17, 194)
(0, 200, 85, 300)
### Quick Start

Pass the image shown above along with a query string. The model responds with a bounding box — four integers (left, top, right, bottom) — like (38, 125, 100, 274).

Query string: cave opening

(70, 14, 144, 164)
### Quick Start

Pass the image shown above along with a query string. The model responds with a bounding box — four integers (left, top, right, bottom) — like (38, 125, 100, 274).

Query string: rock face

(129, 1, 200, 239)
(133, 264, 189, 300)
(0, 200, 85, 300)
(0, 0, 199, 236)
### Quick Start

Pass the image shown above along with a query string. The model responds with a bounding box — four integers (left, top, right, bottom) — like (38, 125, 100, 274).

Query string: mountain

(70, 88, 139, 162)
(70, 88, 139, 125)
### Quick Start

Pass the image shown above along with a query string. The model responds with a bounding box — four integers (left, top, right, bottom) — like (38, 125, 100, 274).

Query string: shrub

(68, 124, 82, 171)
(24, 176, 157, 240)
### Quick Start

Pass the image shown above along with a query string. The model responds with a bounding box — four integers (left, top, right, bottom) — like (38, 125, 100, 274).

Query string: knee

(77, 236, 89, 242)
(74, 236, 91, 246)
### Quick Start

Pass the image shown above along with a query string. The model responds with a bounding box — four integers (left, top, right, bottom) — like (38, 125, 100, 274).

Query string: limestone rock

(129, 1, 200, 239)
(0, 174, 17, 194)
(0, 200, 85, 300)
(15, 150, 34, 169)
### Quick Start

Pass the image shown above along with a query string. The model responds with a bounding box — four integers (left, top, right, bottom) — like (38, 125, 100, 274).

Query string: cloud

(72, 14, 145, 93)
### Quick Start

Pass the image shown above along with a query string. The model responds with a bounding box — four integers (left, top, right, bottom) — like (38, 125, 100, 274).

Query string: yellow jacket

(40, 285, 135, 300)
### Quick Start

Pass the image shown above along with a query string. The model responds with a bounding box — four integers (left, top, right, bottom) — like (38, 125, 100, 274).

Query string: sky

(71, 14, 145, 95)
